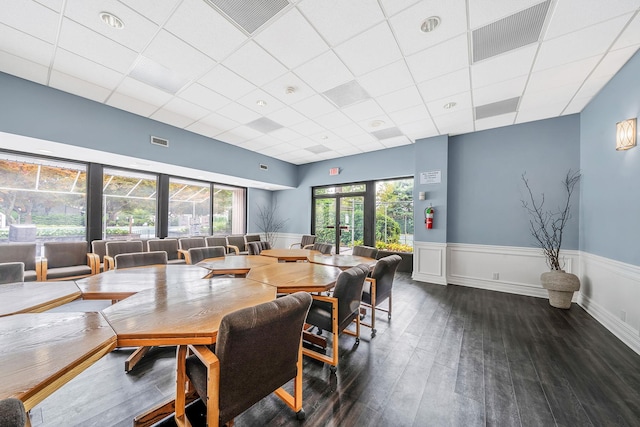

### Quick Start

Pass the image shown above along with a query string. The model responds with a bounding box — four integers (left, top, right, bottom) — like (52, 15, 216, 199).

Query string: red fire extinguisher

(425, 204, 434, 229)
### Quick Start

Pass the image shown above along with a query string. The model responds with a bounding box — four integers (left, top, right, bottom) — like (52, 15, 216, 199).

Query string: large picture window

(103, 168, 157, 240)
(0, 153, 87, 254)
(213, 185, 245, 234)
(168, 178, 211, 237)
(375, 178, 413, 251)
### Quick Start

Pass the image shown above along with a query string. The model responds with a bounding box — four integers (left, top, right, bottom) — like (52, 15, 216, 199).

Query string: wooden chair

(361, 254, 402, 338)
(187, 246, 226, 265)
(247, 240, 272, 255)
(205, 236, 229, 253)
(225, 235, 248, 255)
(114, 251, 168, 270)
(303, 265, 369, 371)
(289, 234, 316, 249)
(352, 245, 378, 259)
(178, 237, 206, 261)
(38, 241, 93, 281)
(243, 234, 262, 248)
(0, 262, 24, 284)
(147, 239, 185, 265)
(310, 242, 333, 254)
(0, 243, 37, 281)
(175, 292, 313, 427)
(89, 239, 108, 273)
(0, 398, 27, 427)
(104, 241, 144, 271)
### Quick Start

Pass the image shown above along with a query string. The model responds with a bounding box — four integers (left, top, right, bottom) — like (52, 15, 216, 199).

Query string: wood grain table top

(246, 262, 342, 293)
(101, 277, 276, 347)
(0, 312, 116, 410)
(260, 248, 320, 261)
(307, 253, 377, 270)
(75, 264, 209, 300)
(196, 255, 278, 276)
(0, 281, 81, 317)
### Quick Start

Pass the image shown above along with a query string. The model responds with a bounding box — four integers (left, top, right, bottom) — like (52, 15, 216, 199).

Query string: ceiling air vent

(472, 0, 551, 63)
(150, 136, 169, 147)
(203, 0, 290, 35)
(323, 80, 370, 108)
(260, 163, 268, 170)
(371, 127, 404, 140)
(475, 97, 520, 120)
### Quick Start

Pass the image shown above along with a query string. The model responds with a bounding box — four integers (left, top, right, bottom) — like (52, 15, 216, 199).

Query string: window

(375, 178, 413, 252)
(0, 153, 87, 255)
(103, 168, 157, 240)
(168, 178, 211, 237)
(213, 184, 245, 234)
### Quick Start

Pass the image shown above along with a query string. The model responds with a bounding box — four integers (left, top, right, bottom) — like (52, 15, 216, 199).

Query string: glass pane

(338, 196, 364, 254)
(375, 178, 414, 252)
(314, 183, 366, 196)
(168, 178, 210, 237)
(213, 185, 245, 235)
(103, 168, 157, 240)
(314, 198, 335, 245)
(0, 153, 87, 256)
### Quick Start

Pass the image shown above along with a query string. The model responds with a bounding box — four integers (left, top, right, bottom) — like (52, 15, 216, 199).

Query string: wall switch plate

(492, 272, 499, 280)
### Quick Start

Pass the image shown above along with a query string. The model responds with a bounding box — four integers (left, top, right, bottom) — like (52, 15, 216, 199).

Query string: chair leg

(388, 290, 392, 320)
(370, 283, 377, 338)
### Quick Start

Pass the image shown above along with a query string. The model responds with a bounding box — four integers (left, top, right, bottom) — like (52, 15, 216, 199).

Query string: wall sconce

(616, 118, 636, 151)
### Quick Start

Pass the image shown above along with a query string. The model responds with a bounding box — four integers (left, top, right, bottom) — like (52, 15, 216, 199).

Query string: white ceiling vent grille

(371, 127, 404, 140)
(246, 117, 284, 133)
(203, 0, 290, 35)
(322, 80, 371, 108)
(475, 97, 520, 120)
(472, 0, 551, 63)
(150, 136, 169, 147)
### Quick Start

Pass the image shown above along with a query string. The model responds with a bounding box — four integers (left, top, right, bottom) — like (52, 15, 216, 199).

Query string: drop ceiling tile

(335, 145, 363, 156)
(314, 111, 352, 128)
(564, 96, 592, 115)
(293, 50, 353, 92)
(241, 138, 272, 151)
(255, 8, 328, 69)
(179, 83, 231, 111)
(165, 0, 247, 61)
(162, 97, 210, 121)
(185, 121, 225, 138)
(116, 77, 174, 106)
(151, 107, 195, 128)
(334, 22, 403, 76)
(475, 112, 517, 131)
(216, 102, 262, 124)
(434, 108, 474, 135)
(58, 18, 138, 74)
(613, 14, 640, 50)
(259, 142, 298, 157)
(266, 107, 308, 127)
(527, 55, 601, 94)
(379, 0, 420, 17)
(262, 72, 314, 104)
(199, 112, 240, 130)
(545, 0, 639, 40)
(388, 104, 430, 126)
(398, 118, 438, 140)
(357, 59, 415, 98)
(216, 126, 265, 145)
(591, 45, 640, 80)
(65, 0, 159, 53)
(348, 132, 378, 146)
(0, 23, 53, 66)
(198, 65, 256, 101)
(516, 102, 566, 123)
(53, 48, 123, 90)
(289, 137, 318, 149)
(119, 0, 182, 25)
(468, 0, 542, 28)
(237, 88, 286, 114)
(520, 83, 579, 110)
(376, 86, 424, 113)
(381, 135, 412, 148)
(574, 75, 611, 100)
(332, 123, 368, 138)
(426, 91, 472, 118)
(471, 44, 537, 88)
(298, 0, 385, 46)
(292, 94, 336, 118)
(418, 68, 470, 104)
(534, 14, 632, 71)
(49, 70, 111, 102)
(390, 1, 467, 56)
(357, 140, 386, 152)
(1, 0, 59, 43)
(406, 34, 469, 83)
(144, 30, 215, 81)
(35, 0, 63, 12)
(224, 41, 288, 87)
(269, 127, 303, 142)
(472, 76, 528, 105)
(359, 115, 394, 132)
(107, 91, 158, 117)
(0, 52, 48, 84)
(289, 120, 325, 135)
(342, 99, 385, 122)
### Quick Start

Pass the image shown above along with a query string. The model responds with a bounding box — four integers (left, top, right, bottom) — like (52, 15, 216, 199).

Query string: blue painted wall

(414, 135, 448, 243)
(580, 50, 640, 266)
(247, 188, 273, 234)
(447, 115, 581, 249)
(0, 72, 298, 188)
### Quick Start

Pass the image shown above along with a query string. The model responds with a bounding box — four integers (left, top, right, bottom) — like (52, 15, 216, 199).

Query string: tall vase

(540, 270, 580, 309)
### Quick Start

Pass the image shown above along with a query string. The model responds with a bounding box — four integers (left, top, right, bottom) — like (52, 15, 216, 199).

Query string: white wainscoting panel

(579, 252, 640, 355)
(446, 243, 579, 299)
(413, 241, 447, 285)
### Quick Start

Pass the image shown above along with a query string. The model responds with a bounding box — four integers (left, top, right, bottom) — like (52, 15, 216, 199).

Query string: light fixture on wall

(616, 118, 636, 151)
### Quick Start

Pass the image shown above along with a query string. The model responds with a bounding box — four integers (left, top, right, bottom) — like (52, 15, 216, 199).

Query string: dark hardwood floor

(31, 273, 640, 426)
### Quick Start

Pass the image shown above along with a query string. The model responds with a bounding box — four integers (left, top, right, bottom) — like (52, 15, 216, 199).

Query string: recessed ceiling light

(320, 135, 328, 140)
(420, 16, 441, 33)
(256, 99, 267, 107)
(285, 86, 296, 95)
(443, 102, 457, 109)
(371, 119, 385, 128)
(100, 12, 124, 29)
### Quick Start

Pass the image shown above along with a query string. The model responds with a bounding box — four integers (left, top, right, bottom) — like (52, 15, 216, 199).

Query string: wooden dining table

(260, 248, 320, 262)
(0, 312, 116, 411)
(247, 262, 342, 293)
(0, 281, 81, 317)
(196, 254, 278, 277)
(307, 253, 377, 270)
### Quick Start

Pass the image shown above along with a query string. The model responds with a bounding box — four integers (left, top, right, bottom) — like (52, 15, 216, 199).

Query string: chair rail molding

(413, 241, 447, 285)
